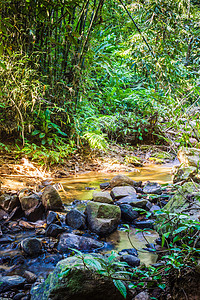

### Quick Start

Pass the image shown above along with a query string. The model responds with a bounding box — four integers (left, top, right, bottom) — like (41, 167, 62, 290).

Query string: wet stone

(0, 275, 26, 293)
(0, 209, 8, 221)
(143, 182, 162, 195)
(120, 254, 140, 267)
(21, 238, 42, 256)
(57, 233, 103, 252)
(120, 204, 139, 222)
(118, 248, 138, 257)
(19, 190, 40, 211)
(116, 195, 147, 208)
(110, 174, 137, 188)
(111, 186, 136, 200)
(100, 182, 110, 189)
(134, 291, 150, 300)
(25, 202, 45, 222)
(23, 271, 37, 283)
(150, 205, 161, 213)
(66, 209, 86, 229)
(45, 224, 65, 238)
(13, 293, 26, 300)
(46, 211, 60, 226)
(134, 219, 154, 229)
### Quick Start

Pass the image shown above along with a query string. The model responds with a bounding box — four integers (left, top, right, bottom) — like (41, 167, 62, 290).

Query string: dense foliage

(0, 0, 200, 156)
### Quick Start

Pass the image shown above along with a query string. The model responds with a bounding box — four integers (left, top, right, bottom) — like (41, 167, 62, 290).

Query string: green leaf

(32, 130, 40, 136)
(173, 226, 187, 235)
(113, 279, 127, 298)
(39, 132, 45, 139)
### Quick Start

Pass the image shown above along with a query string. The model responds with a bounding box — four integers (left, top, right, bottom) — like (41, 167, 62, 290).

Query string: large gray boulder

(111, 186, 136, 200)
(115, 195, 147, 208)
(57, 233, 103, 252)
(30, 256, 125, 300)
(86, 201, 121, 236)
(42, 186, 63, 210)
(110, 174, 137, 188)
(93, 191, 113, 204)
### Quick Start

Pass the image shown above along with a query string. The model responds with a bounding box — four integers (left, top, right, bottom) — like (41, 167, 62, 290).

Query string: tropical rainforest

(0, 1, 200, 300)
(0, 0, 199, 162)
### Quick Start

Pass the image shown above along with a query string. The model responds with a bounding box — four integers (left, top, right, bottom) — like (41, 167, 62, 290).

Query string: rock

(159, 182, 200, 233)
(111, 186, 136, 200)
(120, 254, 140, 267)
(116, 195, 148, 208)
(57, 233, 103, 252)
(134, 291, 150, 300)
(133, 220, 154, 229)
(25, 202, 45, 222)
(100, 182, 110, 189)
(46, 211, 60, 225)
(150, 205, 161, 213)
(19, 189, 40, 211)
(86, 201, 121, 236)
(178, 147, 200, 167)
(23, 271, 37, 283)
(30, 256, 125, 300)
(13, 293, 26, 300)
(0, 209, 8, 221)
(21, 238, 42, 256)
(110, 174, 137, 188)
(0, 194, 19, 212)
(93, 191, 113, 204)
(0, 225, 2, 237)
(66, 209, 86, 229)
(120, 204, 139, 222)
(173, 165, 199, 183)
(42, 186, 63, 211)
(143, 182, 162, 195)
(45, 224, 65, 237)
(0, 275, 25, 293)
(145, 201, 153, 210)
(118, 248, 138, 257)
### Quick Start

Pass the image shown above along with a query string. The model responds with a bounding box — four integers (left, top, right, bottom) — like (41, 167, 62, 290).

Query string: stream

(0, 162, 177, 286)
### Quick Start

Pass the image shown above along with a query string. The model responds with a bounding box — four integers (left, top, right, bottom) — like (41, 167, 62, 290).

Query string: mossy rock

(30, 256, 125, 300)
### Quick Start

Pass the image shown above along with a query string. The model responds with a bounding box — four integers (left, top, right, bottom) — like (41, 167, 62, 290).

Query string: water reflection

(58, 164, 174, 203)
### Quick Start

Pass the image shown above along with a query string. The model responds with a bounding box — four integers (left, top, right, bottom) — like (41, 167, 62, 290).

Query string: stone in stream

(25, 202, 45, 222)
(21, 237, 42, 256)
(19, 189, 40, 211)
(120, 254, 140, 267)
(23, 270, 37, 283)
(57, 233, 103, 252)
(111, 186, 136, 200)
(92, 191, 113, 204)
(0, 194, 19, 212)
(116, 194, 148, 208)
(100, 182, 110, 189)
(118, 248, 138, 257)
(143, 182, 162, 195)
(120, 204, 139, 222)
(134, 291, 150, 300)
(110, 174, 138, 188)
(42, 186, 63, 211)
(30, 256, 125, 300)
(86, 201, 121, 236)
(45, 224, 65, 238)
(0, 275, 26, 293)
(46, 211, 60, 225)
(133, 219, 154, 229)
(150, 204, 161, 213)
(65, 209, 86, 229)
(0, 208, 8, 221)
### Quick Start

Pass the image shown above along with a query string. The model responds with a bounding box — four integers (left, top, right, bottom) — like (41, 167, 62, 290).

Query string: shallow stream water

(0, 162, 177, 280)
